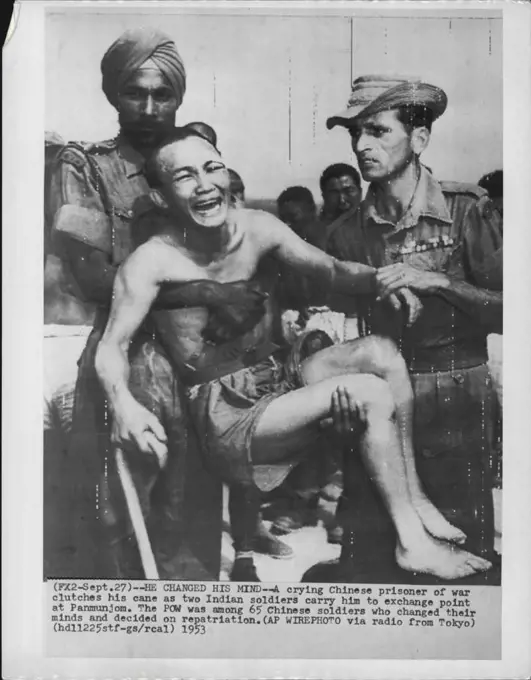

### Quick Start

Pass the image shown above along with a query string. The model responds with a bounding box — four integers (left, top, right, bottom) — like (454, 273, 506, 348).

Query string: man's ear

(411, 127, 430, 155)
(149, 188, 168, 211)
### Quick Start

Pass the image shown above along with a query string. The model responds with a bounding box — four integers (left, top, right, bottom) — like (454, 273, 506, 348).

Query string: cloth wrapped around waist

(155, 278, 280, 385)
(158, 278, 270, 344)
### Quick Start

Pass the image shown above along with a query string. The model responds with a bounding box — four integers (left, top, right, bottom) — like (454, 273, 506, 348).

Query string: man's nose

(196, 171, 215, 192)
(353, 132, 371, 154)
(142, 95, 155, 116)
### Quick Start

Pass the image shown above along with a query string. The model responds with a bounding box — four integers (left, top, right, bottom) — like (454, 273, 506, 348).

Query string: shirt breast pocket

(399, 236, 458, 273)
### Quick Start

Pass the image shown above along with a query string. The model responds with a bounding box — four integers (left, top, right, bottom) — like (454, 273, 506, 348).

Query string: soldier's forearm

(437, 276, 503, 331)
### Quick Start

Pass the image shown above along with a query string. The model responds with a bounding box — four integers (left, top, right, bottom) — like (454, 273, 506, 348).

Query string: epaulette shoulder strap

(440, 181, 488, 200)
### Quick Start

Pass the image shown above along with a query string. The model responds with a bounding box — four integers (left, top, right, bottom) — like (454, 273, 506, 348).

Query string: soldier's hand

(377, 263, 449, 296)
(395, 287, 424, 326)
(110, 396, 168, 468)
(327, 386, 364, 437)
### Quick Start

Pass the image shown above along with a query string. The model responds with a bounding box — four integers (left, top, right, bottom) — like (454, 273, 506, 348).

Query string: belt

(407, 342, 488, 373)
(181, 340, 280, 386)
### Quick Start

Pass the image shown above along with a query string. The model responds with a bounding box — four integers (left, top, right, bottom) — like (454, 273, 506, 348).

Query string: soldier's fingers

(331, 389, 343, 433)
(145, 414, 167, 442)
(144, 432, 169, 468)
(344, 389, 360, 431)
(387, 293, 401, 311)
(337, 387, 352, 434)
(133, 431, 154, 457)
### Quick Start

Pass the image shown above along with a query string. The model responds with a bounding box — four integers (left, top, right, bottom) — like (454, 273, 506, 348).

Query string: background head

(228, 168, 246, 208)
(478, 169, 503, 216)
(145, 126, 230, 229)
(101, 28, 186, 148)
(277, 186, 316, 233)
(186, 121, 218, 149)
(319, 163, 361, 220)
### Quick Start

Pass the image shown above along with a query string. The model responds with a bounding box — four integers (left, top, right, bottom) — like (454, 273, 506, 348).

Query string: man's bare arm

(259, 212, 377, 297)
(94, 245, 169, 463)
(95, 258, 155, 397)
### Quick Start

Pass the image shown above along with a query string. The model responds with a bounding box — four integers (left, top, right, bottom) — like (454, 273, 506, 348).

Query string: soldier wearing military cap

(318, 75, 502, 583)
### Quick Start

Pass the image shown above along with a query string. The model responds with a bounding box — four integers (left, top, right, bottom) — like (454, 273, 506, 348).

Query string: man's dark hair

(478, 170, 503, 199)
(395, 105, 434, 133)
(145, 124, 220, 189)
(228, 168, 245, 198)
(185, 121, 218, 148)
(277, 185, 316, 208)
(319, 163, 361, 194)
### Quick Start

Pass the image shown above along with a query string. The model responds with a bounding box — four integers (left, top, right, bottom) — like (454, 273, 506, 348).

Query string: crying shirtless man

(95, 126, 491, 581)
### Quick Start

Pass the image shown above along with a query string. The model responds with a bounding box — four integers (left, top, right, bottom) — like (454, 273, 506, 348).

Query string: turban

(327, 74, 447, 129)
(101, 27, 186, 108)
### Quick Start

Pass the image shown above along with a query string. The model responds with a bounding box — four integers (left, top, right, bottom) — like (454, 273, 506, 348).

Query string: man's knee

(360, 335, 404, 373)
(354, 374, 396, 420)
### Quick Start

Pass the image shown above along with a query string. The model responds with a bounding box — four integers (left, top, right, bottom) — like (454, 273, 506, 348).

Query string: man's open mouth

(193, 197, 223, 217)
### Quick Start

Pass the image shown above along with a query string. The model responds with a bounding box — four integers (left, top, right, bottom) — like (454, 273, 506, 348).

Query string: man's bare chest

(159, 232, 265, 285)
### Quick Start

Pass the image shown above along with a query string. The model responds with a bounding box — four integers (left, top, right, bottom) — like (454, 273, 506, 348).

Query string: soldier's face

(322, 175, 361, 218)
(156, 136, 231, 229)
(117, 67, 179, 147)
(349, 110, 416, 182)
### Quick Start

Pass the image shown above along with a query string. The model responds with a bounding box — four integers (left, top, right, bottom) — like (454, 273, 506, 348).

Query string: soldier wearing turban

(309, 74, 503, 585)
(101, 28, 186, 109)
(47, 28, 223, 582)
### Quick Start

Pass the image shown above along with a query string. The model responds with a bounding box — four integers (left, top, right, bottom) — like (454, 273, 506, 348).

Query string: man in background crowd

(225, 166, 296, 571)
(276, 185, 317, 242)
(478, 168, 503, 487)
(479, 170, 503, 218)
(320, 163, 362, 227)
(228, 168, 246, 208)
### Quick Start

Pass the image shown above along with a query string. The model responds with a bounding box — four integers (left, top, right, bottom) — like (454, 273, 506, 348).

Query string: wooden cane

(114, 446, 159, 580)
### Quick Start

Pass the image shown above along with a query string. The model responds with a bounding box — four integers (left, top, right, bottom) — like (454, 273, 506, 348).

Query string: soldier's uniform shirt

(326, 165, 503, 370)
(49, 136, 221, 581)
(52, 136, 148, 264)
(326, 165, 503, 564)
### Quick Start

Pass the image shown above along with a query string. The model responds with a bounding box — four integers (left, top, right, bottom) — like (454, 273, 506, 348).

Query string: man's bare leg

(301, 336, 466, 544)
(252, 373, 490, 580)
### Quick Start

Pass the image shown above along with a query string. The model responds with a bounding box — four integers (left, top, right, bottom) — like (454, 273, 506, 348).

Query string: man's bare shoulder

(120, 238, 196, 285)
(239, 207, 292, 246)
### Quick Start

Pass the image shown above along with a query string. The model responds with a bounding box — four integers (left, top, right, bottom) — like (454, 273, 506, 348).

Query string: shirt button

(453, 374, 465, 385)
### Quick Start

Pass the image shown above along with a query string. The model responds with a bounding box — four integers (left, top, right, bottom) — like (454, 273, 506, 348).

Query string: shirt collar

(117, 135, 147, 179)
(362, 164, 452, 231)
(324, 204, 360, 232)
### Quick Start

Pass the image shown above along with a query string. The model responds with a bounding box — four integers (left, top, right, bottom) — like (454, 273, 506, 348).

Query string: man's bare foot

(412, 493, 467, 544)
(396, 537, 491, 580)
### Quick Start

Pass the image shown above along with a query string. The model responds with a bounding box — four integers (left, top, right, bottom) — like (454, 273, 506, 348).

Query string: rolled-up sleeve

(462, 195, 503, 291)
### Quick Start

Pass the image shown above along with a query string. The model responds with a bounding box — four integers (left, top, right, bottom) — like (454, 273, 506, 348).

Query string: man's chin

(121, 126, 167, 147)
